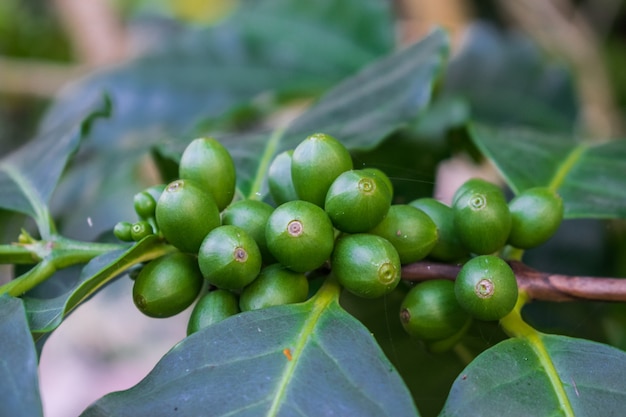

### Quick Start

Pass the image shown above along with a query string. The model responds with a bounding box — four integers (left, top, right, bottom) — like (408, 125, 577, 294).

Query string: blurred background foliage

(1, 1, 625, 416)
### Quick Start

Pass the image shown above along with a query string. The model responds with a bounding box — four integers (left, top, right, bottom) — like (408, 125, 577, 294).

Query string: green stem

(500, 292, 575, 417)
(547, 144, 587, 192)
(0, 244, 41, 264)
(0, 260, 57, 297)
(0, 237, 126, 297)
(502, 245, 525, 261)
(452, 342, 474, 366)
(248, 127, 285, 200)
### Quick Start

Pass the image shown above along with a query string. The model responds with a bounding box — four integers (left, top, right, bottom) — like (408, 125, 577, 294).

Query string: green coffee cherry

(130, 220, 154, 241)
(179, 137, 236, 211)
(409, 198, 467, 261)
(239, 264, 309, 311)
(265, 200, 335, 272)
(369, 205, 438, 264)
(455, 255, 518, 321)
(325, 170, 392, 233)
(268, 150, 298, 206)
(155, 179, 221, 253)
(198, 225, 262, 291)
(452, 178, 502, 206)
(132, 252, 203, 318)
(400, 280, 472, 341)
(508, 187, 564, 249)
(221, 199, 275, 263)
(187, 290, 240, 335)
(453, 180, 511, 255)
(362, 167, 393, 197)
(291, 133, 353, 207)
(133, 190, 157, 220)
(332, 234, 401, 299)
(113, 221, 133, 242)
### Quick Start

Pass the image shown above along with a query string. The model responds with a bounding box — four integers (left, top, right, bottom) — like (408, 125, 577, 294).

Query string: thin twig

(402, 260, 626, 302)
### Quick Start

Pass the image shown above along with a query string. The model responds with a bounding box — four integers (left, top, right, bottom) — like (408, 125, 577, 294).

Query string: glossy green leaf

(46, 0, 394, 149)
(439, 334, 626, 417)
(0, 95, 110, 238)
(470, 124, 626, 219)
(23, 236, 173, 338)
(80, 279, 419, 417)
(0, 295, 43, 417)
(220, 28, 449, 198)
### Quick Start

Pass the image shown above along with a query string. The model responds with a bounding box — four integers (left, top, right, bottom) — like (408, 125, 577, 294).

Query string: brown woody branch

(402, 260, 626, 302)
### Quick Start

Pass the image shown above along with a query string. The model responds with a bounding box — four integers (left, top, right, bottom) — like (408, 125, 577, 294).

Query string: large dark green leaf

(45, 0, 394, 150)
(443, 23, 578, 133)
(219, 28, 449, 199)
(0, 296, 43, 417)
(439, 334, 626, 417)
(23, 236, 172, 339)
(80, 279, 419, 417)
(47, 0, 395, 241)
(470, 124, 626, 219)
(0, 95, 109, 238)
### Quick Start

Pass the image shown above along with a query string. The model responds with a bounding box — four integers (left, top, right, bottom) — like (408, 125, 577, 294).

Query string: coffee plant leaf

(219, 28, 449, 199)
(0, 95, 110, 238)
(80, 279, 420, 417)
(439, 334, 626, 416)
(44, 0, 394, 150)
(470, 124, 626, 219)
(0, 295, 43, 417)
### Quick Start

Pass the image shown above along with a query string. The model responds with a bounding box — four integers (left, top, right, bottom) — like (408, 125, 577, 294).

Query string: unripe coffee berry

(454, 255, 518, 321)
(179, 137, 236, 211)
(265, 200, 335, 272)
(130, 220, 154, 241)
(186, 290, 240, 335)
(133, 252, 203, 318)
(198, 225, 262, 291)
(268, 150, 298, 206)
(400, 280, 471, 341)
(133, 190, 157, 220)
(362, 167, 393, 197)
(409, 198, 467, 261)
(508, 187, 563, 249)
(155, 179, 221, 253)
(325, 170, 392, 233)
(221, 199, 275, 263)
(453, 179, 511, 255)
(332, 234, 401, 299)
(452, 178, 502, 206)
(291, 133, 353, 207)
(113, 221, 133, 242)
(239, 264, 309, 311)
(369, 204, 438, 264)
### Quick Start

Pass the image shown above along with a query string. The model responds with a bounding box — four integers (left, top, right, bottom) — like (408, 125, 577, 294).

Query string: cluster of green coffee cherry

(400, 178, 564, 351)
(114, 133, 563, 347)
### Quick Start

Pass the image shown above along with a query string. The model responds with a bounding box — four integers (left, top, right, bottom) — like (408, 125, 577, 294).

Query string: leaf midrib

(547, 143, 588, 192)
(501, 295, 575, 417)
(266, 278, 340, 416)
(0, 164, 51, 239)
